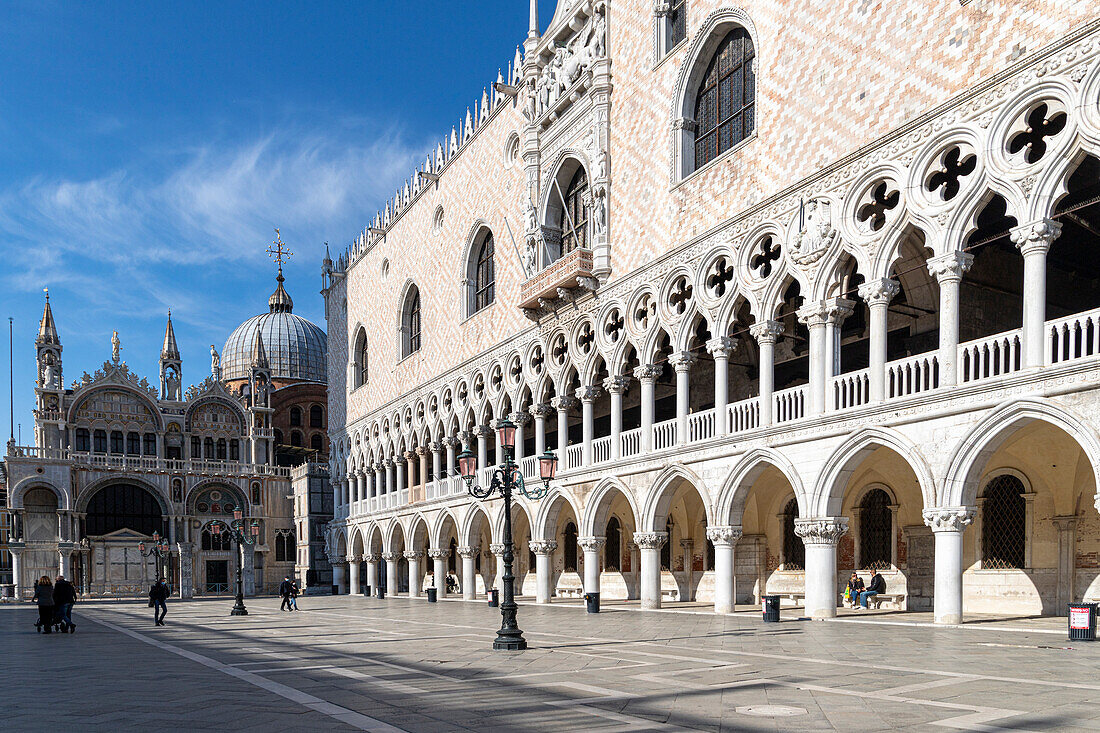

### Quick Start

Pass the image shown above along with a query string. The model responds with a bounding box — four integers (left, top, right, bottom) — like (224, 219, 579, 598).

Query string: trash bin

(488, 588, 499, 607)
(376, 586, 385, 600)
(585, 592, 600, 614)
(427, 587, 438, 603)
(364, 585, 371, 597)
(331, 584, 339, 595)
(762, 594, 781, 623)
(1068, 603, 1097, 641)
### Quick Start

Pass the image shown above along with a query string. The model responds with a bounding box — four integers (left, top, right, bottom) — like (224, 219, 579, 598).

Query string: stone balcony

(519, 248, 595, 311)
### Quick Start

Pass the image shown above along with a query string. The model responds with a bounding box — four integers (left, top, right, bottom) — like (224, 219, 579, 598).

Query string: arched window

(190, 436, 201, 458)
(290, 406, 302, 427)
(274, 429, 283, 446)
(311, 434, 323, 453)
(86, 484, 163, 537)
(692, 27, 755, 172)
(353, 329, 369, 388)
(605, 517, 621, 571)
(563, 522, 578, 572)
(216, 438, 227, 460)
(275, 530, 296, 562)
(126, 432, 141, 455)
(230, 439, 240, 461)
(468, 230, 495, 315)
(657, 0, 687, 59)
(110, 431, 124, 454)
(204, 437, 214, 459)
(310, 405, 323, 428)
(291, 431, 303, 448)
(982, 475, 1026, 569)
(75, 429, 90, 452)
(401, 286, 422, 358)
(781, 499, 804, 570)
(562, 167, 589, 255)
(660, 518, 673, 571)
(93, 429, 107, 453)
(859, 489, 893, 570)
(202, 527, 232, 552)
(143, 433, 157, 456)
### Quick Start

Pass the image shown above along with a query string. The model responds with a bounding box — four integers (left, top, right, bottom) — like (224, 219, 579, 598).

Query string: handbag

(148, 598, 154, 607)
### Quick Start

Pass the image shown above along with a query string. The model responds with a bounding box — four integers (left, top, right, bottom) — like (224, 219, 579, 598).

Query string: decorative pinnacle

(267, 228, 294, 278)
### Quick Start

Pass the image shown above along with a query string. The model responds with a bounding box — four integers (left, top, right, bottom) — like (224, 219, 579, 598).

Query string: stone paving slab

(3, 594, 1099, 731)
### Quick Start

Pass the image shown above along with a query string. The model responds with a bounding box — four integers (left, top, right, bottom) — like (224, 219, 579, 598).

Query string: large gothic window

(86, 484, 164, 537)
(472, 231, 495, 314)
(353, 329, 368, 388)
(693, 27, 755, 172)
(982, 475, 1026, 569)
(859, 489, 893, 570)
(781, 499, 804, 570)
(402, 286, 422, 358)
(561, 168, 589, 255)
(605, 516, 621, 571)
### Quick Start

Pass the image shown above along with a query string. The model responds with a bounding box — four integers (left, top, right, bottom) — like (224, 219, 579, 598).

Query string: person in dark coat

(279, 576, 294, 611)
(53, 575, 77, 633)
(149, 577, 170, 626)
(32, 576, 55, 634)
(846, 572, 865, 609)
(856, 571, 887, 609)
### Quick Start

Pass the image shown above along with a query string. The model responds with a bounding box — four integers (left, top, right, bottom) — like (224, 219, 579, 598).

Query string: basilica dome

(221, 273, 327, 384)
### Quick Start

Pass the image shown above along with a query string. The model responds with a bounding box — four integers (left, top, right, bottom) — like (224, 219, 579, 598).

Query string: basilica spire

(161, 310, 180, 361)
(251, 330, 269, 370)
(37, 288, 59, 346)
(267, 228, 294, 314)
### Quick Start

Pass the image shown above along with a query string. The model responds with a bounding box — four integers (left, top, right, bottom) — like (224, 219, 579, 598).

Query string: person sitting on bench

(856, 571, 886, 609)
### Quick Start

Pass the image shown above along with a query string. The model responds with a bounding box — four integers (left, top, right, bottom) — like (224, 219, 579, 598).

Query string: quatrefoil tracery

(577, 323, 595, 355)
(1008, 103, 1068, 165)
(634, 295, 656, 330)
(749, 237, 781, 279)
(706, 257, 736, 297)
(925, 146, 977, 202)
(668, 277, 693, 315)
(604, 309, 624, 343)
(856, 181, 900, 232)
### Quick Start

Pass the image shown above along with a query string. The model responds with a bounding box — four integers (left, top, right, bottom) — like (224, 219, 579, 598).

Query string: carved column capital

(383, 459, 395, 469)
(529, 540, 558, 555)
(927, 251, 974, 283)
(364, 553, 381, 563)
(633, 364, 663, 382)
(632, 531, 668, 550)
(381, 551, 401, 562)
(529, 403, 554, 419)
(857, 278, 900, 307)
(427, 548, 449, 561)
(668, 350, 696, 372)
(489, 542, 507, 556)
(796, 301, 830, 328)
(750, 320, 784, 344)
(476, 425, 495, 439)
(576, 385, 603, 403)
(456, 545, 480, 559)
(429, 441, 443, 453)
(577, 535, 606, 552)
(442, 436, 461, 450)
(922, 506, 976, 533)
(510, 411, 532, 426)
(415, 446, 429, 457)
(403, 550, 424, 560)
(603, 375, 630, 394)
(551, 395, 579, 412)
(824, 296, 856, 323)
(706, 336, 737, 359)
(1011, 218, 1062, 257)
(794, 517, 849, 545)
(706, 525, 743, 547)
(679, 538, 694, 550)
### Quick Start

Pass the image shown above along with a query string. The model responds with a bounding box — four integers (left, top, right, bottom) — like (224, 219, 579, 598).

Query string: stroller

(34, 609, 67, 634)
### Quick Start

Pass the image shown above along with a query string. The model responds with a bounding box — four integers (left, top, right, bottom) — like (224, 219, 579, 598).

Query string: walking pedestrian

(279, 576, 294, 611)
(53, 574, 77, 633)
(289, 579, 301, 611)
(33, 576, 55, 634)
(149, 577, 170, 626)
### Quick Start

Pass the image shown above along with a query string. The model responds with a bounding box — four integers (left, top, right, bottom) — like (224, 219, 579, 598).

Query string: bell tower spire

(35, 288, 64, 450)
(160, 310, 182, 401)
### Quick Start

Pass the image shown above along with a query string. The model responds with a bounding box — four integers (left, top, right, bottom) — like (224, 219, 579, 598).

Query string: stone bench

(660, 588, 679, 601)
(558, 587, 584, 599)
(860, 592, 906, 610)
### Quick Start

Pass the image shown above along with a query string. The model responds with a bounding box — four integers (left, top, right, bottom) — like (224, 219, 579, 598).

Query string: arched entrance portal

(84, 483, 169, 595)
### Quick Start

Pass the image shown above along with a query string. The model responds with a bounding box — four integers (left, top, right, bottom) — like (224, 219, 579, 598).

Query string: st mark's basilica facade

(322, 0, 1100, 624)
(2, 267, 333, 599)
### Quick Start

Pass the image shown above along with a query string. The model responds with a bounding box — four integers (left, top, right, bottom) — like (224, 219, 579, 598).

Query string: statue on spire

(210, 345, 221, 380)
(111, 330, 121, 364)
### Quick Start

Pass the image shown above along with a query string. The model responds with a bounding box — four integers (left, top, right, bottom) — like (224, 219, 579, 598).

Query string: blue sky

(0, 1, 556, 439)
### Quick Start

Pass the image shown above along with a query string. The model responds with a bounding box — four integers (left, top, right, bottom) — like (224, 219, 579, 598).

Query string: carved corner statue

(111, 330, 121, 364)
(210, 345, 221, 380)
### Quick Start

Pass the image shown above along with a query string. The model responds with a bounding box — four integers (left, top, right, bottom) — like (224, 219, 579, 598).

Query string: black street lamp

(138, 532, 171, 582)
(458, 418, 557, 651)
(210, 511, 260, 616)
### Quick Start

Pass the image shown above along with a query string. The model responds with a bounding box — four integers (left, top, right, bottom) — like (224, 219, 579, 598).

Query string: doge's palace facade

(324, 0, 1100, 624)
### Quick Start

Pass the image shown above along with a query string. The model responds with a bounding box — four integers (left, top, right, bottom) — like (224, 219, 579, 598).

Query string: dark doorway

(205, 560, 229, 594)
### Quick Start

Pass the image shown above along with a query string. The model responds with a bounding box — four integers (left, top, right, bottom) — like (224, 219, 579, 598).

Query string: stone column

(551, 396, 578, 464)
(477, 425, 491, 470)
(751, 321, 783, 426)
(634, 364, 662, 452)
(1053, 516, 1078, 614)
(530, 540, 558, 604)
(1011, 219, 1061, 368)
(578, 536, 606, 597)
(633, 531, 667, 610)
(511, 412, 531, 464)
(443, 437, 458, 479)
(59, 549, 72, 578)
(707, 337, 736, 435)
(10, 548, 22, 599)
(405, 551, 423, 598)
(382, 551, 400, 594)
(858, 280, 899, 402)
(795, 517, 849, 619)
(531, 404, 551, 457)
(927, 251, 973, 386)
(680, 538, 695, 600)
(332, 563, 346, 595)
(668, 351, 696, 444)
(577, 386, 601, 465)
(374, 464, 384, 498)
(924, 507, 975, 625)
(348, 555, 360, 595)
(489, 542, 506, 591)
(403, 451, 415, 493)
(458, 545, 479, 600)
(604, 376, 628, 460)
(707, 526, 742, 614)
(418, 446, 429, 489)
(428, 548, 448, 595)
(365, 553, 380, 595)
(385, 459, 395, 495)
(797, 303, 830, 416)
(824, 298, 855, 384)
(332, 475, 342, 514)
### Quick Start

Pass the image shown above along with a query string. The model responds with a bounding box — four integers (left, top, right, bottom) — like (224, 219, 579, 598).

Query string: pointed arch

(532, 486, 583, 542)
(716, 447, 807, 524)
(580, 476, 641, 538)
(641, 463, 713, 532)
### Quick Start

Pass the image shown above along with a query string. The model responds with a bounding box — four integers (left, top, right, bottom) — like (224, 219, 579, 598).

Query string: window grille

(781, 499, 804, 570)
(668, 0, 687, 48)
(859, 489, 892, 570)
(982, 475, 1026, 569)
(562, 168, 589, 254)
(404, 289, 422, 357)
(693, 28, 755, 171)
(474, 234, 496, 312)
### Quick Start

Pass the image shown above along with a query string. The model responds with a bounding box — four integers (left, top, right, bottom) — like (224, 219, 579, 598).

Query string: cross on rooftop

(267, 228, 294, 273)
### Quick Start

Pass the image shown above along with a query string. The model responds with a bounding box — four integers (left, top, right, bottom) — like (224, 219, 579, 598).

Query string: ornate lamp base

(230, 605, 249, 616)
(493, 636, 527, 651)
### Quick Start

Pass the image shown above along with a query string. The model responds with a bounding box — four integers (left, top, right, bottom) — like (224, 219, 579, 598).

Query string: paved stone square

(4, 596, 1100, 731)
